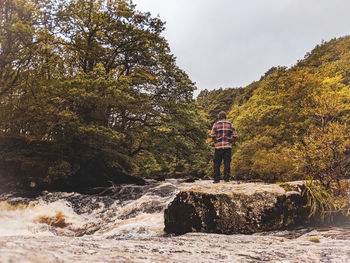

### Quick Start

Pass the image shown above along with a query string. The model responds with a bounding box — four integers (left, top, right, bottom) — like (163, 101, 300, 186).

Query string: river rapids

(1, 179, 350, 262)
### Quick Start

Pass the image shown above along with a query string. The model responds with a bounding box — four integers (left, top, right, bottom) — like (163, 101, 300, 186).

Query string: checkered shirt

(210, 120, 238, 149)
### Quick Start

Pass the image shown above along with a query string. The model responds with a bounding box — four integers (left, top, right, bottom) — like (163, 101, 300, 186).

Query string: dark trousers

(213, 148, 232, 181)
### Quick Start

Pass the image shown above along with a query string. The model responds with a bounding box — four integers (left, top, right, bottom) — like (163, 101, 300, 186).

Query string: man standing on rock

(210, 111, 238, 183)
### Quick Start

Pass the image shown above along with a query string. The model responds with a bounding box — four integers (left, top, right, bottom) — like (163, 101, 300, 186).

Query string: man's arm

(210, 123, 217, 142)
(231, 125, 238, 141)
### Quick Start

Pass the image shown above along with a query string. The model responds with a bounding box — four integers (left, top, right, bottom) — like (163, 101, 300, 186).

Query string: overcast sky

(133, 0, 350, 97)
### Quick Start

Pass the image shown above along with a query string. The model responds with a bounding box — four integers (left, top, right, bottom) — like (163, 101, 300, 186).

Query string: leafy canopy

(0, 0, 209, 190)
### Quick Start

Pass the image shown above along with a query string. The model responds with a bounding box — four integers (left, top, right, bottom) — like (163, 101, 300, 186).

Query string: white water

(1, 179, 350, 262)
(0, 180, 213, 238)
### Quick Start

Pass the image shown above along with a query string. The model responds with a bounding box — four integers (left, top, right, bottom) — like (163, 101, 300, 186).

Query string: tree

(197, 87, 245, 124)
(0, 0, 209, 190)
(222, 36, 350, 218)
(294, 78, 350, 188)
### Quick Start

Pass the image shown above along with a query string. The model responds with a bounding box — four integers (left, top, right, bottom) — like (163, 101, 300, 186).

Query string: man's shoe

(213, 179, 220, 183)
(224, 179, 230, 182)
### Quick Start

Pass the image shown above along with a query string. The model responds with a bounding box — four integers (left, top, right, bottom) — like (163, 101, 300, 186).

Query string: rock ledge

(164, 181, 308, 235)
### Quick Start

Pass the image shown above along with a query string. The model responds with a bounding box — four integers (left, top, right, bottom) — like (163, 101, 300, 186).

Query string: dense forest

(0, 0, 209, 191)
(199, 36, 350, 182)
(198, 37, 350, 216)
(0, 0, 349, 213)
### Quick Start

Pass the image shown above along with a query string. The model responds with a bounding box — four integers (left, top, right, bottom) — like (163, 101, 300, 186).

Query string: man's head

(218, 111, 226, 120)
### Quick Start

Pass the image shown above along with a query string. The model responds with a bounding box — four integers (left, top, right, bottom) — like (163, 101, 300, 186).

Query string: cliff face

(164, 182, 309, 235)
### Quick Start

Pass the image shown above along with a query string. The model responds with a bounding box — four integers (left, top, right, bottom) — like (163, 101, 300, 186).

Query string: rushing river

(1, 179, 350, 262)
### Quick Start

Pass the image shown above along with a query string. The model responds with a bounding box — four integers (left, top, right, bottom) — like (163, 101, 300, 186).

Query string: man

(210, 111, 238, 183)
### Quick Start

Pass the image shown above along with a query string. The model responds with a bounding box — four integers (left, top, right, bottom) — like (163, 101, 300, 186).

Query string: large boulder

(164, 182, 309, 235)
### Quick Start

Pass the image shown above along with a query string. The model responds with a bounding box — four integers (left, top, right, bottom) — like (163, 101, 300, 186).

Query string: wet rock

(164, 182, 309, 235)
(183, 177, 197, 183)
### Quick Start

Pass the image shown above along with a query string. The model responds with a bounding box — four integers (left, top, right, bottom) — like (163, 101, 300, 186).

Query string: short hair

(218, 111, 226, 120)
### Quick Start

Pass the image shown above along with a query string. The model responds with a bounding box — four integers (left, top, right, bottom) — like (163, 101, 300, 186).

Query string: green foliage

(228, 68, 313, 180)
(303, 180, 349, 221)
(196, 84, 259, 178)
(293, 74, 350, 187)
(0, 0, 209, 189)
(226, 37, 350, 183)
(294, 122, 350, 187)
(200, 36, 350, 218)
(225, 36, 350, 218)
(197, 87, 247, 124)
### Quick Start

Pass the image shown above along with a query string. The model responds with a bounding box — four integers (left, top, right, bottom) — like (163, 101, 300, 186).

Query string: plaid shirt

(211, 120, 238, 149)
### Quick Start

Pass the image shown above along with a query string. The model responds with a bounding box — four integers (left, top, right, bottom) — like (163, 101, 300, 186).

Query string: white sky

(133, 0, 350, 96)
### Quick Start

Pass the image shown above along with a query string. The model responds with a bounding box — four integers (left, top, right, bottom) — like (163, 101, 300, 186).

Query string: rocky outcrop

(164, 182, 309, 235)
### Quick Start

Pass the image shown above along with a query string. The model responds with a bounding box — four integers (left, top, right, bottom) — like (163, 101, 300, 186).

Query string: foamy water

(0, 200, 79, 236)
(0, 179, 208, 238)
(1, 179, 350, 262)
